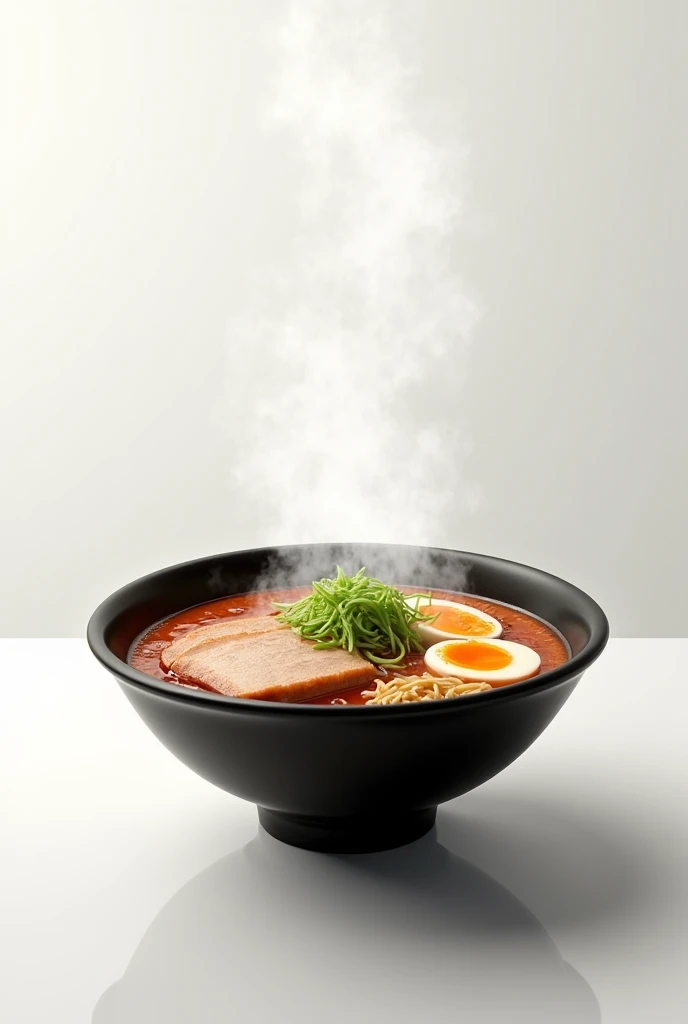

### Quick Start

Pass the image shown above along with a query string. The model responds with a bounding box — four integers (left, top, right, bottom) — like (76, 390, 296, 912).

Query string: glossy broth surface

(129, 587, 569, 704)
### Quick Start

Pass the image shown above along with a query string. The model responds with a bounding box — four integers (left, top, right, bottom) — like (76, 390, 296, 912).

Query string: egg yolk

(419, 604, 494, 636)
(439, 641, 512, 671)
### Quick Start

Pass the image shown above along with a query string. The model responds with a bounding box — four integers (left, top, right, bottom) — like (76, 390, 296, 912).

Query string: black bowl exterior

(88, 544, 608, 853)
(116, 671, 581, 851)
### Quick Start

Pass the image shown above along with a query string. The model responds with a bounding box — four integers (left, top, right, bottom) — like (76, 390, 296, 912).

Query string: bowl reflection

(93, 824, 600, 1023)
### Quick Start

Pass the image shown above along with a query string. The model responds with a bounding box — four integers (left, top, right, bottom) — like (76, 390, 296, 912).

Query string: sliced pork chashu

(161, 615, 285, 672)
(164, 625, 378, 701)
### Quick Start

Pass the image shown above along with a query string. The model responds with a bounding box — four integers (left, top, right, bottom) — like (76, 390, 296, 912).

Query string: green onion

(274, 567, 437, 666)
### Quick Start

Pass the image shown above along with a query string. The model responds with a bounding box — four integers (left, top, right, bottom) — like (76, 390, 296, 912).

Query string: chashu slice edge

(161, 615, 286, 672)
(166, 626, 378, 702)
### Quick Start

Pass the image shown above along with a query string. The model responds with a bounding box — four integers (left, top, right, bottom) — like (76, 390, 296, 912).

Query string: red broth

(129, 587, 569, 704)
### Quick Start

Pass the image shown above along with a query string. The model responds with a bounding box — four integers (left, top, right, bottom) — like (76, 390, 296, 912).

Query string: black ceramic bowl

(87, 543, 608, 853)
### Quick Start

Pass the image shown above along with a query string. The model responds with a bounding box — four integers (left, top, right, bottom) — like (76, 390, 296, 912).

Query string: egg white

(424, 638, 541, 685)
(406, 596, 502, 646)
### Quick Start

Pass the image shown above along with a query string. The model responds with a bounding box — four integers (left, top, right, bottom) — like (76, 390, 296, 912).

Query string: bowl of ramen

(87, 544, 608, 853)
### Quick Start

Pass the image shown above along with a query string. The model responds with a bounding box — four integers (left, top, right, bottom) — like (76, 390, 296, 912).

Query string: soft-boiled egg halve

(424, 638, 541, 687)
(407, 596, 502, 645)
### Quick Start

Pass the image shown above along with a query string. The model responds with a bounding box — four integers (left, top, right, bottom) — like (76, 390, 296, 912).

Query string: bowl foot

(257, 806, 437, 854)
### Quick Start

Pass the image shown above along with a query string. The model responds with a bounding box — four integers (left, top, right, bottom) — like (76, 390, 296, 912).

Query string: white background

(3, 0, 687, 636)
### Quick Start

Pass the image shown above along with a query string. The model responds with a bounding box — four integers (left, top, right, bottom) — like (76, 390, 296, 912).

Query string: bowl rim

(86, 544, 609, 717)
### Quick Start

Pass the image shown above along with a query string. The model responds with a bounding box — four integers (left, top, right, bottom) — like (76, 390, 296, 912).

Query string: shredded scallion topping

(274, 567, 436, 666)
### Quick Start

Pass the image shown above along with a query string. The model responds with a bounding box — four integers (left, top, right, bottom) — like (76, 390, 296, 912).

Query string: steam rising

(225, 1, 479, 577)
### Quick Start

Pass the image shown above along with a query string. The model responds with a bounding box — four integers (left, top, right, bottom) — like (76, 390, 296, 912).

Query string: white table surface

(2, 639, 686, 1023)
